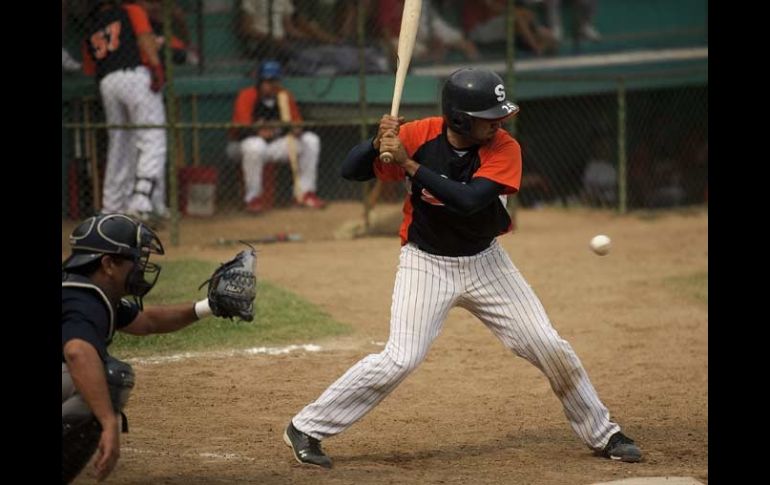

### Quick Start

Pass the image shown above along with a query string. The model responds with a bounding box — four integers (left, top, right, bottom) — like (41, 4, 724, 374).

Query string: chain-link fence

(514, 74, 707, 211)
(62, 0, 708, 242)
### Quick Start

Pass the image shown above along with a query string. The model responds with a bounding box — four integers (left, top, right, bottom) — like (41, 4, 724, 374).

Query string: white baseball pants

(240, 131, 320, 202)
(293, 239, 621, 450)
(99, 66, 167, 215)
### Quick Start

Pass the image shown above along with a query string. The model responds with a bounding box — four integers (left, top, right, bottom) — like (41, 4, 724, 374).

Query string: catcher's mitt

(201, 247, 257, 321)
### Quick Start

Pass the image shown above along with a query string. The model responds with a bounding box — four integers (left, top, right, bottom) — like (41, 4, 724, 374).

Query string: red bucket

(179, 166, 218, 216)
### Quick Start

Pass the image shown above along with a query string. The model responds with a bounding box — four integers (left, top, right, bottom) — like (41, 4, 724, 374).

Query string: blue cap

(259, 60, 282, 80)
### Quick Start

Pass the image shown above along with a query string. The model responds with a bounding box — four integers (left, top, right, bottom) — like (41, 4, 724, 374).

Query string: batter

(284, 68, 642, 468)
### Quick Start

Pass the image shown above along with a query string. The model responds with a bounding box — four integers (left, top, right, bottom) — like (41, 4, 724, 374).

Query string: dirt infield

(66, 204, 708, 484)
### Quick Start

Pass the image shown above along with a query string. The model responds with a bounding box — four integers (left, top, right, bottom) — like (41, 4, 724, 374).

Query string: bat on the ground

(380, 0, 422, 163)
(216, 233, 303, 246)
(277, 90, 303, 202)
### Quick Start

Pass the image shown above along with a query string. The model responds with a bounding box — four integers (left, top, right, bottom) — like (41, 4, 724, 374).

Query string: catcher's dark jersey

(81, 4, 153, 81)
(62, 273, 139, 363)
(374, 117, 522, 256)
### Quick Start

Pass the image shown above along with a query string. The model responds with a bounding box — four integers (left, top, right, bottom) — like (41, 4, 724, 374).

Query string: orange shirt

(374, 117, 521, 255)
(374, 116, 521, 192)
(232, 86, 303, 124)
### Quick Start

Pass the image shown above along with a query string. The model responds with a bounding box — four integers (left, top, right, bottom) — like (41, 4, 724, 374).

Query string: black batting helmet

(442, 68, 520, 136)
(63, 213, 165, 305)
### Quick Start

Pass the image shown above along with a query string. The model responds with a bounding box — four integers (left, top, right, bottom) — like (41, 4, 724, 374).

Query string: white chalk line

(126, 340, 390, 366)
(123, 447, 255, 462)
(125, 343, 323, 365)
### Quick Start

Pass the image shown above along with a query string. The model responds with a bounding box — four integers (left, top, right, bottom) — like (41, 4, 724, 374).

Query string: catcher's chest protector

(62, 272, 117, 343)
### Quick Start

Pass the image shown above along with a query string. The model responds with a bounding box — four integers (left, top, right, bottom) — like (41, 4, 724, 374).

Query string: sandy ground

(65, 203, 708, 484)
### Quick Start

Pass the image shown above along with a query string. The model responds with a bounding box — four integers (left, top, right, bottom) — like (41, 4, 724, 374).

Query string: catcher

(61, 213, 256, 483)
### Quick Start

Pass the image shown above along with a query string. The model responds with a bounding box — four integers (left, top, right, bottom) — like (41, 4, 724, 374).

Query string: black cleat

(598, 431, 642, 463)
(283, 421, 333, 469)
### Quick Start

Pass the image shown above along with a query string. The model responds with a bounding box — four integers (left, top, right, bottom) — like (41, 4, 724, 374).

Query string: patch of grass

(665, 271, 708, 305)
(111, 260, 350, 358)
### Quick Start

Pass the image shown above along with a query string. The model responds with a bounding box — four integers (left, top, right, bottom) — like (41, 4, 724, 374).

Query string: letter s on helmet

(441, 68, 520, 136)
(62, 214, 165, 306)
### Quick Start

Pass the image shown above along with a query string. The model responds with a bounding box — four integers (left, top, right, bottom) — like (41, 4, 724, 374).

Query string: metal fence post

(357, 0, 374, 232)
(162, 0, 180, 244)
(505, 0, 519, 220)
(617, 77, 627, 214)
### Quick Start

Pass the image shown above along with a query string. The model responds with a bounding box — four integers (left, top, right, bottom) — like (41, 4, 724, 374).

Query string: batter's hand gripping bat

(380, 0, 422, 164)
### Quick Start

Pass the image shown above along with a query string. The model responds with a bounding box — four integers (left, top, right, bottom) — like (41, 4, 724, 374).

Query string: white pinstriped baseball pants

(293, 239, 621, 450)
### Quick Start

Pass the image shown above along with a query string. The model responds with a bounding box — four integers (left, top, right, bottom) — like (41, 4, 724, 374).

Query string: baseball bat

(380, 0, 422, 164)
(216, 233, 302, 246)
(277, 90, 303, 203)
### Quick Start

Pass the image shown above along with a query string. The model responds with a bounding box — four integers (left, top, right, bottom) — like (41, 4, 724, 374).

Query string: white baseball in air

(589, 235, 612, 256)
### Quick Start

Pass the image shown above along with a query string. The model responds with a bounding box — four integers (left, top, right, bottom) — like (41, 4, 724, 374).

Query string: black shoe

(599, 431, 642, 463)
(283, 421, 333, 468)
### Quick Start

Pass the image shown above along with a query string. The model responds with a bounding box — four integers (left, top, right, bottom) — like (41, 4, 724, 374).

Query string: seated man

(582, 135, 617, 207)
(582, 158, 617, 207)
(134, 0, 199, 66)
(229, 60, 325, 214)
(237, 0, 341, 62)
(377, 0, 479, 64)
(462, 0, 558, 56)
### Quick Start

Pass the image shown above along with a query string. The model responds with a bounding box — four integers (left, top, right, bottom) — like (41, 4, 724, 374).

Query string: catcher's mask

(62, 213, 165, 308)
(441, 68, 520, 136)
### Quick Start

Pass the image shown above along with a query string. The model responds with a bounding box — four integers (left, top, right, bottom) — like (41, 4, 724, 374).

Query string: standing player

(81, 0, 168, 221)
(283, 68, 642, 468)
(229, 60, 326, 214)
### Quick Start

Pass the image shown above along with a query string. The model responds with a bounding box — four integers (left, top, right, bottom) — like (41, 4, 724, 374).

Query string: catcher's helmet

(442, 68, 520, 136)
(63, 214, 165, 303)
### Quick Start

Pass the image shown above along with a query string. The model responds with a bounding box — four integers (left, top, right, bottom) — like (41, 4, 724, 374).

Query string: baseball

(589, 235, 612, 256)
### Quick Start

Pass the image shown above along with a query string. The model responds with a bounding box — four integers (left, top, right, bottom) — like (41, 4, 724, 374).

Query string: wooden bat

(216, 233, 302, 246)
(277, 90, 303, 203)
(380, 0, 422, 163)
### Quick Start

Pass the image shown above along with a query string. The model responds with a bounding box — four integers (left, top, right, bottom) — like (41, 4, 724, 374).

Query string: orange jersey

(230, 86, 303, 141)
(232, 86, 302, 125)
(375, 117, 522, 255)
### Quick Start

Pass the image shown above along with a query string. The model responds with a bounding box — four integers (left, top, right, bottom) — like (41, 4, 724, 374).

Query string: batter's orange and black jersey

(81, 4, 153, 81)
(375, 117, 522, 256)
